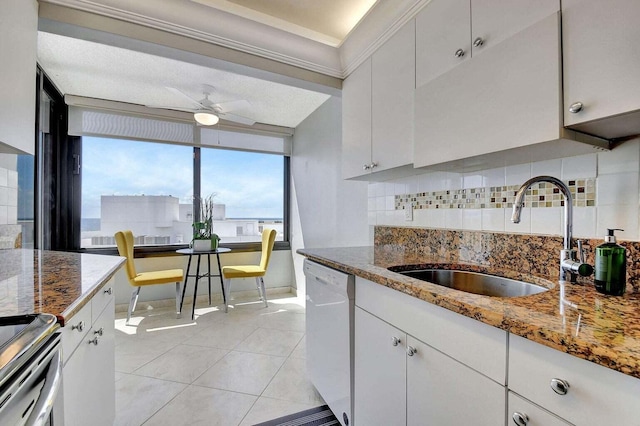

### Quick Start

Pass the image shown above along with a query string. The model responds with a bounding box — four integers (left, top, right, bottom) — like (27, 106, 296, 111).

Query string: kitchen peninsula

(0, 248, 125, 425)
(299, 226, 640, 425)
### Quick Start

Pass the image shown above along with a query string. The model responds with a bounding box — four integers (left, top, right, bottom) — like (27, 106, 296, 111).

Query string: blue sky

(82, 137, 283, 219)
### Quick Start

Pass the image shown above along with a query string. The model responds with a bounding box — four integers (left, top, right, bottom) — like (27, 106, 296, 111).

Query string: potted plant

(192, 194, 220, 251)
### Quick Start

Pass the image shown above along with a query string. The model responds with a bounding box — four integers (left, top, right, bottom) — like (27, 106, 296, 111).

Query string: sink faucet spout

(511, 176, 592, 282)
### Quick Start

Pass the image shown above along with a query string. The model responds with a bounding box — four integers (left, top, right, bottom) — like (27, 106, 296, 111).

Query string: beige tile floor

(114, 293, 324, 426)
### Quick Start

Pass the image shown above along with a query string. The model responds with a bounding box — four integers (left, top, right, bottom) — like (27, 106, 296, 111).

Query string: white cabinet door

(342, 59, 372, 180)
(562, 0, 640, 134)
(508, 393, 572, 426)
(414, 13, 561, 168)
(63, 299, 115, 426)
(0, 0, 37, 155)
(371, 20, 415, 173)
(471, 0, 559, 58)
(354, 307, 406, 426)
(415, 0, 470, 87)
(406, 336, 505, 426)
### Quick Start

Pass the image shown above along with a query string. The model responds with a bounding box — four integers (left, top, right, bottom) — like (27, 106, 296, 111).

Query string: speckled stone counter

(0, 249, 125, 325)
(298, 245, 640, 380)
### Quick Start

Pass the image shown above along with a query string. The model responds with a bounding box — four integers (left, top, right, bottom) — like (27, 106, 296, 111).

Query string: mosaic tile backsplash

(395, 178, 596, 210)
(374, 225, 640, 293)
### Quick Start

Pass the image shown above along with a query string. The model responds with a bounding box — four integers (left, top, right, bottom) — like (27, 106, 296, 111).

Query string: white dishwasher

(304, 259, 355, 426)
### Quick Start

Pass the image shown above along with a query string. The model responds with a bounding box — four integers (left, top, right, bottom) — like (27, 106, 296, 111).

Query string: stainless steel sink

(394, 269, 548, 297)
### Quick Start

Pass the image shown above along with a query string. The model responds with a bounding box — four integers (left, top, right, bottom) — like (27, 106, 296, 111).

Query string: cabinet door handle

(473, 37, 484, 47)
(88, 337, 99, 345)
(550, 378, 570, 395)
(94, 327, 104, 336)
(71, 321, 85, 332)
(406, 345, 417, 356)
(512, 412, 529, 426)
(104, 287, 113, 295)
(569, 102, 583, 113)
(363, 164, 371, 170)
(391, 336, 401, 346)
(370, 162, 378, 169)
(454, 48, 465, 58)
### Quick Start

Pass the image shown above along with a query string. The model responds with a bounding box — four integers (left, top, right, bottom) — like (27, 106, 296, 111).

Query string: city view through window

(81, 137, 284, 248)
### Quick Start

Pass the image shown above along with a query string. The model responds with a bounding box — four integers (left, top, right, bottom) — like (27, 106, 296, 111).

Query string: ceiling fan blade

(145, 104, 197, 113)
(220, 112, 256, 126)
(214, 99, 251, 113)
(165, 87, 205, 108)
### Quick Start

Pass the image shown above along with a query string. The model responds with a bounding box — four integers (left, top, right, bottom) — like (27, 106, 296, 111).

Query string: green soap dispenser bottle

(594, 228, 627, 295)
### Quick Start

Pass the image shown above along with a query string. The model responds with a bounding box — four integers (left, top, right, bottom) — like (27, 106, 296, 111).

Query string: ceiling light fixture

(194, 111, 219, 126)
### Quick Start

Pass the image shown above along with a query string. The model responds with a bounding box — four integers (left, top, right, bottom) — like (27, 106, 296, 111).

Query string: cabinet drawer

(356, 277, 506, 384)
(508, 392, 571, 426)
(61, 300, 91, 364)
(509, 334, 640, 424)
(92, 278, 115, 323)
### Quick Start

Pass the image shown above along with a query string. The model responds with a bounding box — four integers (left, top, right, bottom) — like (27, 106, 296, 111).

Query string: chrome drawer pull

(104, 287, 113, 295)
(71, 321, 85, 332)
(406, 345, 417, 357)
(512, 412, 529, 426)
(550, 378, 570, 395)
(88, 337, 99, 345)
(94, 327, 104, 336)
(391, 336, 401, 346)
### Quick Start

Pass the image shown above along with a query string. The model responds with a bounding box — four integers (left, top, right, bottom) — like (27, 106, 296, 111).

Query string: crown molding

(39, 0, 430, 80)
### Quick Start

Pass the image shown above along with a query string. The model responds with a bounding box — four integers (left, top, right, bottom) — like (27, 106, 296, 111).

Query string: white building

(82, 195, 283, 247)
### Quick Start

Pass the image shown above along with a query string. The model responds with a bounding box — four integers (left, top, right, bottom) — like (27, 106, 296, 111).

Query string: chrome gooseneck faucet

(511, 176, 593, 282)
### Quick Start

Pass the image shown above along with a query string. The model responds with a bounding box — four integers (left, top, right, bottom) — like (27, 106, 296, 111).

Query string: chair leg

(126, 287, 141, 325)
(175, 282, 181, 319)
(224, 278, 231, 313)
(256, 277, 268, 308)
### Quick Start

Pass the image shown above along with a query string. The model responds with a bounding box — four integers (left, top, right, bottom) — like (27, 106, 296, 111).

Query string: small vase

(192, 239, 210, 251)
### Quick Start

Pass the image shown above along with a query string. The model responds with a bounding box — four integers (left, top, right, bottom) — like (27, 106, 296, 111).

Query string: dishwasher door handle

(314, 276, 330, 285)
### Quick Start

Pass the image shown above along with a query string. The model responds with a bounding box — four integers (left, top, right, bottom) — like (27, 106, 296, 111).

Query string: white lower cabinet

(406, 336, 505, 426)
(354, 307, 406, 425)
(509, 334, 640, 425)
(61, 281, 115, 426)
(354, 277, 506, 426)
(508, 392, 571, 426)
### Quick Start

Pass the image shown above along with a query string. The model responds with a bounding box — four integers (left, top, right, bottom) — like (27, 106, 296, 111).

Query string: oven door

(0, 332, 62, 426)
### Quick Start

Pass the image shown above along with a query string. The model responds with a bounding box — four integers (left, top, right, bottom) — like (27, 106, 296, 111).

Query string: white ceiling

(36, 0, 383, 129)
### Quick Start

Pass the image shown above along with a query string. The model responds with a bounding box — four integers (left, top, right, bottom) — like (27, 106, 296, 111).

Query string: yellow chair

(115, 230, 184, 325)
(222, 228, 277, 312)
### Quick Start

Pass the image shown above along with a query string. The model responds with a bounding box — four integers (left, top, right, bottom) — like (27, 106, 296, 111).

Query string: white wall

(369, 139, 640, 242)
(291, 96, 369, 296)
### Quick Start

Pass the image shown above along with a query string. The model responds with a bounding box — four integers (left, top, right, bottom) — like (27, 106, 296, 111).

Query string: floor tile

(183, 320, 258, 350)
(290, 335, 306, 359)
(238, 397, 320, 426)
(262, 357, 324, 405)
(259, 311, 305, 332)
(143, 385, 256, 426)
(114, 374, 186, 426)
(134, 344, 228, 383)
(194, 350, 286, 395)
(114, 337, 178, 373)
(235, 327, 304, 357)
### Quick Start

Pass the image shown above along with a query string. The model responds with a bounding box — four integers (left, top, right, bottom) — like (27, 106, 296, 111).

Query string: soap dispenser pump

(594, 228, 627, 295)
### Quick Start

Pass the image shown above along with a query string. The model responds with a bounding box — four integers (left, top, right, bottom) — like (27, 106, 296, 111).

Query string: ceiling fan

(147, 85, 256, 126)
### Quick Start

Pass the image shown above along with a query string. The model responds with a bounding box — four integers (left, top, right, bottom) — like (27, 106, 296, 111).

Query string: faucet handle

(576, 240, 588, 263)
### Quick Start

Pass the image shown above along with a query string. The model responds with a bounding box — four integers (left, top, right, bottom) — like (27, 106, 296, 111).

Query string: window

(80, 136, 287, 249)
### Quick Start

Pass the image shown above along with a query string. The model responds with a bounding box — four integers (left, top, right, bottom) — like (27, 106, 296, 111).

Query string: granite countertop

(0, 249, 125, 326)
(298, 245, 640, 379)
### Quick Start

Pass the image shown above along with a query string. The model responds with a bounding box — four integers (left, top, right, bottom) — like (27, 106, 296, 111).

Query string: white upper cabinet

(371, 20, 415, 176)
(415, 13, 564, 168)
(342, 20, 415, 180)
(416, 0, 559, 88)
(562, 0, 640, 139)
(0, 0, 37, 155)
(342, 58, 372, 180)
(415, 0, 470, 88)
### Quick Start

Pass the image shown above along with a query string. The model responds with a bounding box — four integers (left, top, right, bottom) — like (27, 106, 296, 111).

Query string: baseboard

(115, 286, 295, 312)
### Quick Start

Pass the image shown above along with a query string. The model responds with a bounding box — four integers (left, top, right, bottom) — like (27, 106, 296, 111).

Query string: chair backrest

(114, 230, 137, 284)
(259, 229, 277, 271)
